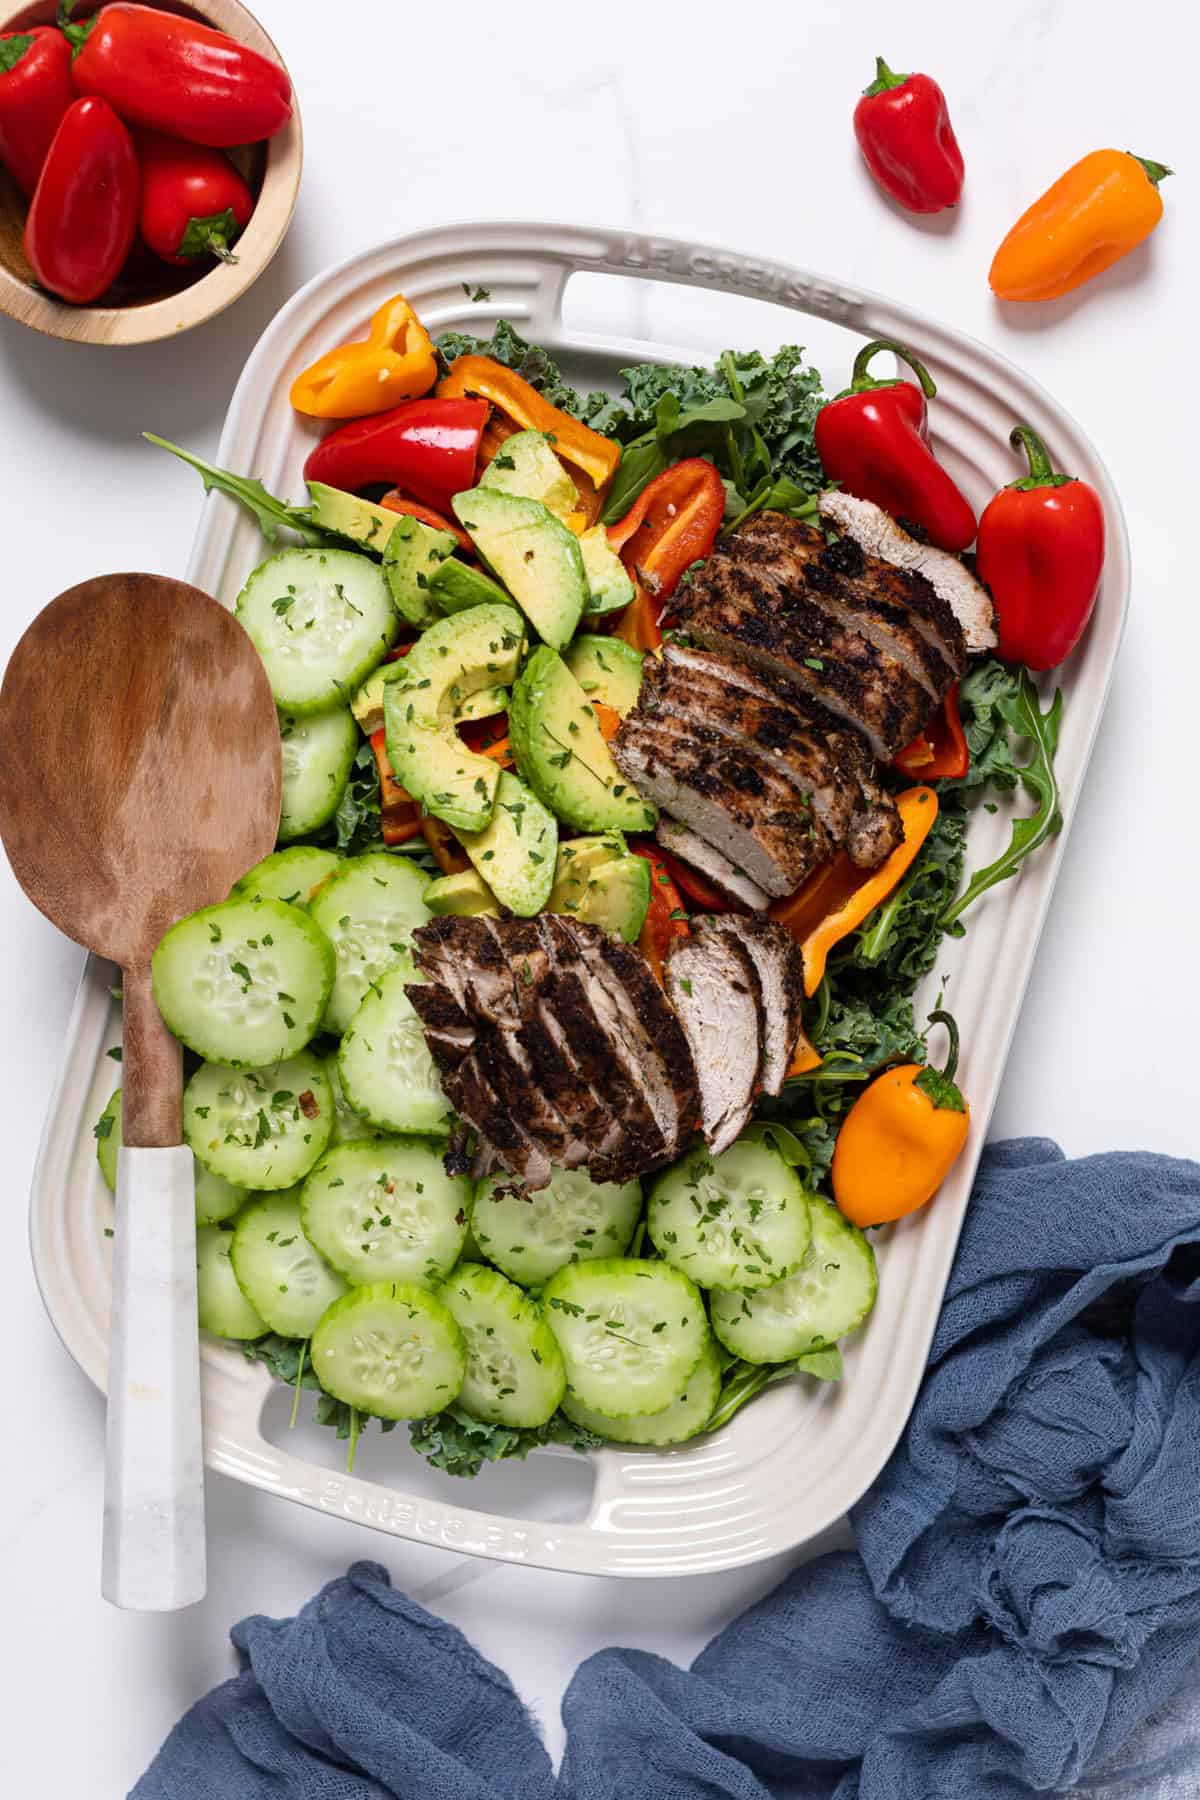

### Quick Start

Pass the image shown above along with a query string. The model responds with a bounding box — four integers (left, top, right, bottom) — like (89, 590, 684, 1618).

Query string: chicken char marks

(672, 511, 967, 760)
(408, 914, 805, 1189)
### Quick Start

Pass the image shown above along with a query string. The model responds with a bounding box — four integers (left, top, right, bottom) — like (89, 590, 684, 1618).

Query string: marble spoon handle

(101, 1142, 206, 1609)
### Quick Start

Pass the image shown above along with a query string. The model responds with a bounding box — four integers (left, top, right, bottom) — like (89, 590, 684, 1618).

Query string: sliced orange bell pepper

(611, 582, 663, 653)
(368, 728, 422, 845)
(421, 814, 470, 875)
(290, 294, 437, 420)
(437, 355, 619, 516)
(785, 1027, 823, 1079)
(894, 684, 968, 780)
(770, 787, 939, 994)
(591, 701, 622, 743)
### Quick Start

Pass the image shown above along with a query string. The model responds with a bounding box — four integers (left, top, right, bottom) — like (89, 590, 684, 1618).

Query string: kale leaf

(408, 1403, 601, 1479)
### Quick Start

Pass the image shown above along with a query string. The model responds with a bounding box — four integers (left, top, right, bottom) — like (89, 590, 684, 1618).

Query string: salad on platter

(92, 287, 1102, 1479)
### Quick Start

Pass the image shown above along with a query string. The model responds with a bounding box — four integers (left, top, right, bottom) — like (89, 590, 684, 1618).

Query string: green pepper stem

(863, 55, 909, 97)
(926, 1008, 960, 1084)
(1130, 154, 1173, 186)
(1008, 424, 1073, 491)
(851, 337, 937, 399)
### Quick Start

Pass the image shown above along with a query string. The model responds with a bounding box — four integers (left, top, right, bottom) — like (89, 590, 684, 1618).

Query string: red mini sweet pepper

(627, 841, 690, 985)
(24, 96, 139, 303)
(853, 55, 964, 215)
(0, 25, 73, 198)
(814, 338, 977, 552)
(137, 130, 253, 266)
(303, 397, 488, 514)
(976, 425, 1105, 671)
(68, 3, 292, 147)
(607, 457, 726, 653)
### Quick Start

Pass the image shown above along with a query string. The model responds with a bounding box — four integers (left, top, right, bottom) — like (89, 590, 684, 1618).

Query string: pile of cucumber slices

(90, 425, 879, 1456)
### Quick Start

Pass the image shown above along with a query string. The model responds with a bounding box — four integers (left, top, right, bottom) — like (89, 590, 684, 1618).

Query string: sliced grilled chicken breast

(817, 490, 997, 653)
(655, 819, 772, 911)
(696, 915, 806, 1098)
(664, 928, 764, 1156)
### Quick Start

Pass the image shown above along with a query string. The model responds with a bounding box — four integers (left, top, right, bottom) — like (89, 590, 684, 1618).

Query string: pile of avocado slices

(307, 431, 656, 939)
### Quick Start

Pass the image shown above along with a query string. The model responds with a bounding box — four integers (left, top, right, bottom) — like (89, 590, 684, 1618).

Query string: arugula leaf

(145, 435, 333, 548)
(408, 1403, 601, 1478)
(941, 672, 1063, 929)
(601, 393, 746, 522)
(706, 1345, 844, 1433)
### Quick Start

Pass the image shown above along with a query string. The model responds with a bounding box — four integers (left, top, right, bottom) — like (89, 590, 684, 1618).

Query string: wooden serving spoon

(0, 574, 280, 1610)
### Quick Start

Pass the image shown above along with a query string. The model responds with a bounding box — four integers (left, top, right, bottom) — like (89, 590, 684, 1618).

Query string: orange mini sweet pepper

(832, 1010, 969, 1228)
(437, 355, 620, 519)
(990, 150, 1171, 302)
(769, 787, 939, 995)
(291, 293, 438, 419)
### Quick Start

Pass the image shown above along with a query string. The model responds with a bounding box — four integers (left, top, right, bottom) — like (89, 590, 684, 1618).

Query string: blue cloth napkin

(134, 1140, 1200, 1800)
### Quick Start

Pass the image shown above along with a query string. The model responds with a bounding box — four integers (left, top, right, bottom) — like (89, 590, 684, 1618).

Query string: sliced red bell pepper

(628, 840, 690, 984)
(814, 340, 977, 552)
(303, 397, 488, 515)
(610, 457, 725, 593)
(0, 25, 73, 199)
(68, 4, 292, 147)
(380, 490, 473, 554)
(23, 97, 139, 304)
(894, 683, 969, 779)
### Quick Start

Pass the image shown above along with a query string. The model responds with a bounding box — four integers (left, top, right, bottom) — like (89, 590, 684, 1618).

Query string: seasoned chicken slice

(696, 915, 806, 1098)
(656, 819, 772, 912)
(817, 490, 996, 653)
(664, 928, 764, 1156)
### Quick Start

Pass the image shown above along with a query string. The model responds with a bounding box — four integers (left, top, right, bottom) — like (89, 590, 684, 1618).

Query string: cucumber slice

(152, 896, 335, 1068)
(472, 1166, 642, 1286)
(230, 1189, 347, 1337)
(197, 1223, 266, 1339)
(309, 853, 432, 1034)
(338, 966, 452, 1135)
(94, 1087, 121, 1191)
(709, 1201, 878, 1364)
(647, 1137, 812, 1291)
(542, 1257, 709, 1418)
(300, 1138, 469, 1286)
(235, 547, 398, 715)
(561, 1341, 720, 1445)
(278, 707, 358, 841)
(310, 1281, 466, 1419)
(324, 1054, 381, 1143)
(437, 1263, 565, 1428)
(184, 1052, 333, 1191)
(96, 1086, 245, 1223)
(234, 847, 341, 908)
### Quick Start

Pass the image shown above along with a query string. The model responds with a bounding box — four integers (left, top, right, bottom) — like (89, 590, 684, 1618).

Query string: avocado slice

(579, 527, 636, 616)
(382, 512, 459, 627)
(509, 645, 656, 834)
(427, 558, 511, 616)
(480, 430, 577, 520)
(563, 635, 644, 716)
(424, 869, 500, 918)
(307, 481, 400, 556)
(383, 603, 524, 833)
(548, 836, 650, 941)
(453, 487, 587, 650)
(455, 769, 557, 918)
(351, 660, 507, 736)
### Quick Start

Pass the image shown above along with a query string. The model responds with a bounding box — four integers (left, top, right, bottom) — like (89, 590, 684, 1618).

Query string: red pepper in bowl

(0, 25, 73, 198)
(853, 55, 964, 214)
(303, 397, 488, 515)
(814, 338, 977, 552)
(23, 96, 139, 303)
(137, 131, 253, 266)
(68, 4, 292, 147)
(976, 425, 1105, 671)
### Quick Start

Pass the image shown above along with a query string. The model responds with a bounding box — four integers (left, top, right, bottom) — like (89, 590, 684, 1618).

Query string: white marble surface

(2, 1, 1198, 1790)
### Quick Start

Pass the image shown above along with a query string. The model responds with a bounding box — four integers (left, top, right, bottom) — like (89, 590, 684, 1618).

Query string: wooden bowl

(0, 0, 301, 344)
